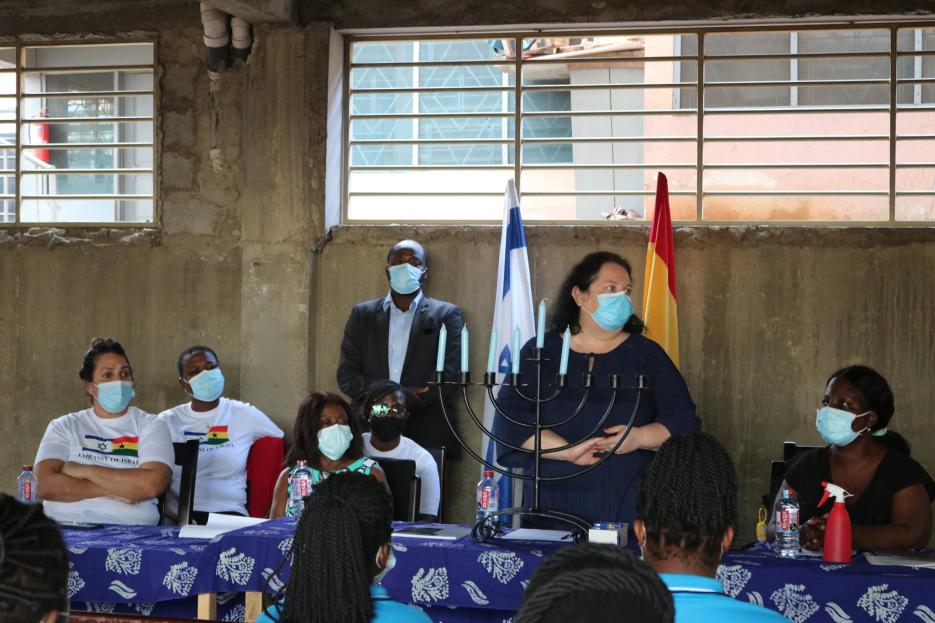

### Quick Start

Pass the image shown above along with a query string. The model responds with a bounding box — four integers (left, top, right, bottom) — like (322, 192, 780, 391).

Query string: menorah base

(471, 507, 591, 543)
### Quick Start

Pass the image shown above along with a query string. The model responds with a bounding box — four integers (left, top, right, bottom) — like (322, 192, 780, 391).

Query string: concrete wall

(0, 0, 933, 542)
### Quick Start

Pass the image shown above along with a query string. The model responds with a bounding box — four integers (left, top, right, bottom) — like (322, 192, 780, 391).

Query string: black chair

(373, 457, 421, 521)
(158, 439, 200, 525)
(426, 446, 446, 521)
(764, 441, 822, 509)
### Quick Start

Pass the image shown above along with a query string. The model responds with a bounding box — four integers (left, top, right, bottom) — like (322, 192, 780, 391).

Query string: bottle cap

(21, 465, 32, 471)
(482, 470, 494, 477)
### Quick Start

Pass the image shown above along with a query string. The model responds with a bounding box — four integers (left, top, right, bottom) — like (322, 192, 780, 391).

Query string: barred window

(344, 25, 935, 223)
(0, 41, 155, 225)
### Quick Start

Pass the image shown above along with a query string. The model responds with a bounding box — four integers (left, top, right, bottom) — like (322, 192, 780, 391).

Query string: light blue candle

(436, 324, 447, 372)
(512, 327, 521, 374)
(536, 299, 547, 349)
(486, 328, 498, 374)
(460, 325, 469, 373)
(559, 326, 571, 375)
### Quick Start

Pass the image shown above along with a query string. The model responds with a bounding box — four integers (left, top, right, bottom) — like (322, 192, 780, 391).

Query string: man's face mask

(369, 403, 408, 442)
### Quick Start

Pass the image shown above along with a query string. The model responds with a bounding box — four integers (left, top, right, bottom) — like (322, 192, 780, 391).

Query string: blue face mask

(588, 291, 634, 331)
(95, 381, 135, 414)
(188, 368, 225, 402)
(816, 406, 870, 446)
(318, 424, 353, 461)
(388, 263, 423, 295)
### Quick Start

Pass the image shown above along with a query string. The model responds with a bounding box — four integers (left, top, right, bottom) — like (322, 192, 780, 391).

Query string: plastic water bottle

(475, 470, 499, 524)
(17, 465, 38, 503)
(286, 460, 313, 517)
(775, 488, 800, 558)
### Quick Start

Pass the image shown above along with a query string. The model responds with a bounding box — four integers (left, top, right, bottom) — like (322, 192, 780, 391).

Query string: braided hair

(635, 431, 738, 571)
(515, 543, 673, 623)
(0, 495, 68, 623)
(276, 471, 393, 623)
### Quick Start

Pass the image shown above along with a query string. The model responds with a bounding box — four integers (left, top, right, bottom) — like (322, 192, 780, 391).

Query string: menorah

(429, 302, 649, 542)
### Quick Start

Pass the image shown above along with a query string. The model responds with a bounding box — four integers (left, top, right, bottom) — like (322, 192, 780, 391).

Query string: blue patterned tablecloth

(63, 522, 935, 623)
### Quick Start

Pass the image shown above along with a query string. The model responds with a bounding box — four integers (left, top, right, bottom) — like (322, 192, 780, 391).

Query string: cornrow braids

(635, 431, 738, 570)
(515, 543, 674, 623)
(0, 495, 68, 623)
(277, 472, 393, 623)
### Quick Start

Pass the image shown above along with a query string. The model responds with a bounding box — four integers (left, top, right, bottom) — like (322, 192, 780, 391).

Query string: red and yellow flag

(642, 172, 680, 368)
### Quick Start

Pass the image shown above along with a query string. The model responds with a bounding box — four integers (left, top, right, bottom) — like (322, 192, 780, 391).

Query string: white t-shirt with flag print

(157, 397, 283, 516)
(34, 406, 174, 525)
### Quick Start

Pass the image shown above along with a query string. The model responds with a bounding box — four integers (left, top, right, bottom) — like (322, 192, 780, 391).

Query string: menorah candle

(512, 327, 521, 374)
(536, 299, 547, 349)
(559, 326, 571, 375)
(486, 328, 498, 374)
(461, 325, 470, 372)
(436, 324, 447, 372)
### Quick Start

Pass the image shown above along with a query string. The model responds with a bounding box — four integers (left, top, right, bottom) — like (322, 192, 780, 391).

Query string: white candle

(460, 325, 469, 373)
(435, 324, 447, 372)
(559, 326, 571, 375)
(486, 328, 498, 374)
(536, 299, 547, 349)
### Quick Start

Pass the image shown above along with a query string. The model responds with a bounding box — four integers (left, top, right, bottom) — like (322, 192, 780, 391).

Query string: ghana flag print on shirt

(204, 425, 229, 445)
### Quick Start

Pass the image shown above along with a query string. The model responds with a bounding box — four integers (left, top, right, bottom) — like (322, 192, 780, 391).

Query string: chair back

(158, 439, 200, 526)
(426, 446, 446, 521)
(783, 440, 821, 464)
(246, 436, 285, 518)
(372, 457, 421, 521)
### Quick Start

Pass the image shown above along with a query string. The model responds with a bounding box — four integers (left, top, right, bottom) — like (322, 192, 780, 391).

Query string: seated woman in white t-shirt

(360, 380, 441, 521)
(34, 338, 174, 526)
(158, 345, 284, 524)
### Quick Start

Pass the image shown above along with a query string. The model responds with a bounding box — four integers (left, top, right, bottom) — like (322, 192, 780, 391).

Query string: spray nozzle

(818, 481, 852, 507)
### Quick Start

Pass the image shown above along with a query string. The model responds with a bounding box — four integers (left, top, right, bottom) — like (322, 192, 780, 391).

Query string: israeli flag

(481, 178, 535, 511)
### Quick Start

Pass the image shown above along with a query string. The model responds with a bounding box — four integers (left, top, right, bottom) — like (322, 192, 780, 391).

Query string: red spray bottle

(818, 481, 853, 564)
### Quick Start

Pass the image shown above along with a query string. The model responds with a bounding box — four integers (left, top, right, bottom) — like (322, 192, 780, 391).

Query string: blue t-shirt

(660, 573, 788, 623)
(255, 585, 431, 623)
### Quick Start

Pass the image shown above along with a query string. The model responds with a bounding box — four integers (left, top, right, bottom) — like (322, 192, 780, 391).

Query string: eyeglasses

(370, 403, 407, 418)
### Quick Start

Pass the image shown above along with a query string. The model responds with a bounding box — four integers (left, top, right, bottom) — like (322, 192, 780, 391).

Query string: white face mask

(373, 547, 396, 584)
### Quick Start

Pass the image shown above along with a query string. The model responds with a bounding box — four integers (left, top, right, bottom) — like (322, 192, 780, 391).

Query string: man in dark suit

(337, 239, 463, 455)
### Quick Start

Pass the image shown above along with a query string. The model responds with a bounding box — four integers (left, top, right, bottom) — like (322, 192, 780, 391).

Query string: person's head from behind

(551, 251, 643, 335)
(515, 543, 674, 623)
(285, 392, 363, 468)
(0, 495, 68, 623)
(385, 240, 428, 296)
(819, 365, 909, 454)
(361, 380, 410, 444)
(281, 472, 394, 623)
(634, 432, 738, 576)
(78, 337, 134, 415)
(176, 345, 225, 403)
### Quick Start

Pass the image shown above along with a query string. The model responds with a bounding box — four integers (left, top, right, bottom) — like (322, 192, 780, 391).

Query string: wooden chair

(158, 439, 199, 526)
(372, 457, 421, 521)
(427, 446, 446, 521)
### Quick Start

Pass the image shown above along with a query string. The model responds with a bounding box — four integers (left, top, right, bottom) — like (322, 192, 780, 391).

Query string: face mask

(388, 263, 423, 295)
(318, 424, 353, 461)
(816, 406, 870, 446)
(95, 381, 135, 414)
(374, 548, 396, 584)
(588, 291, 633, 331)
(188, 368, 225, 402)
(370, 416, 407, 443)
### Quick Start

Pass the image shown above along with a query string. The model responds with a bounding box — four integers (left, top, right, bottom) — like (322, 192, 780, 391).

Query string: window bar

(890, 27, 898, 222)
(411, 41, 419, 167)
(341, 38, 352, 223)
(789, 32, 799, 108)
(14, 44, 21, 225)
(696, 32, 704, 222)
(914, 29, 923, 105)
(514, 36, 522, 195)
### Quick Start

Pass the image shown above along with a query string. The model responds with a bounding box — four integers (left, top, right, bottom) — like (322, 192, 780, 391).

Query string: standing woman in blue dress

(493, 251, 700, 526)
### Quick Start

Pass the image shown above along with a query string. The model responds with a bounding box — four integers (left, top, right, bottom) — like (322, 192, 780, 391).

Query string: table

(64, 522, 935, 623)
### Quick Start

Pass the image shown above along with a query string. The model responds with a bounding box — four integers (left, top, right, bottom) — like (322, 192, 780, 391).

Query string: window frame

(342, 20, 935, 226)
(0, 37, 158, 228)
